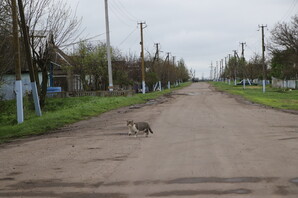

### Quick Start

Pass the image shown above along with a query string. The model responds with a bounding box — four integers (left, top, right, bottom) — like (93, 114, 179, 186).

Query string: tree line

(220, 15, 298, 81)
(0, 0, 189, 107)
(71, 41, 189, 91)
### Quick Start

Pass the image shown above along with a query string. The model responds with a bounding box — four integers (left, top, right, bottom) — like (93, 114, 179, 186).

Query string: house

(48, 45, 83, 92)
(0, 43, 82, 100)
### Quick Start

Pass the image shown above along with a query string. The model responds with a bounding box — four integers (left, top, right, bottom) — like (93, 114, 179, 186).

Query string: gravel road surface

(1, 82, 298, 198)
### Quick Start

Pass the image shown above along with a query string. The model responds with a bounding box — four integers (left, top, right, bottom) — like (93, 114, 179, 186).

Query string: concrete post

(31, 82, 42, 116)
(159, 81, 161, 91)
(15, 81, 24, 123)
(104, 0, 113, 91)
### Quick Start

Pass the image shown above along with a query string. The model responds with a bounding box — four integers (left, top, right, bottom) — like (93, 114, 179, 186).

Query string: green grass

(0, 82, 191, 143)
(210, 81, 298, 111)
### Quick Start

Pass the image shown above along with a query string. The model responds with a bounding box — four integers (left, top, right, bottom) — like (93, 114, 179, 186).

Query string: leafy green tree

(270, 15, 298, 79)
(176, 58, 190, 82)
(271, 49, 298, 79)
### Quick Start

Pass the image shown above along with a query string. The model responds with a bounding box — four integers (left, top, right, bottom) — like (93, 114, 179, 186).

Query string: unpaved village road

(1, 82, 298, 198)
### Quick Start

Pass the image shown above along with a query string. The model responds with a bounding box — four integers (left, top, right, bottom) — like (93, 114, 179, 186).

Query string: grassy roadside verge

(210, 81, 298, 111)
(0, 82, 191, 143)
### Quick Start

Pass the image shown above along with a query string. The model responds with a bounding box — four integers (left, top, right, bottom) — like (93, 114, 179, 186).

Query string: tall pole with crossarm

(104, 0, 113, 91)
(139, 22, 146, 94)
(17, 0, 42, 117)
(11, 0, 24, 123)
(259, 25, 267, 93)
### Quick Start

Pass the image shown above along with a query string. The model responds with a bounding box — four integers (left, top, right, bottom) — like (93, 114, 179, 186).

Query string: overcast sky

(65, 0, 297, 78)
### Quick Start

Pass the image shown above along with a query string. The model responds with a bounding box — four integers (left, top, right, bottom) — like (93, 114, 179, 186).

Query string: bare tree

(246, 54, 263, 80)
(21, 0, 82, 107)
(270, 15, 298, 52)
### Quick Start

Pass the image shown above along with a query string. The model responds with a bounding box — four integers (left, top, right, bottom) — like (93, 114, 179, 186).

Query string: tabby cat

(127, 120, 154, 137)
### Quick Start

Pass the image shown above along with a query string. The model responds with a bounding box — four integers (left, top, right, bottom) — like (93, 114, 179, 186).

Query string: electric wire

(113, 0, 139, 21)
(118, 27, 138, 46)
(111, 0, 139, 22)
(60, 33, 106, 48)
(109, 2, 134, 27)
(109, 0, 135, 22)
(280, 0, 298, 22)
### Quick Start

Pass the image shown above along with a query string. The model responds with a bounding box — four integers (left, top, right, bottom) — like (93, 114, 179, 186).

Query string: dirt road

(1, 82, 298, 198)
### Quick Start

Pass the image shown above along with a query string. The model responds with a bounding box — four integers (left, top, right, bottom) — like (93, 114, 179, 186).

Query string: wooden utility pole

(138, 22, 146, 94)
(154, 43, 161, 91)
(17, 0, 42, 116)
(224, 57, 227, 81)
(166, 52, 171, 89)
(154, 43, 160, 60)
(233, 50, 238, 85)
(228, 54, 232, 85)
(259, 25, 267, 93)
(216, 61, 218, 81)
(12, 0, 21, 81)
(11, 0, 24, 123)
(214, 64, 217, 81)
(240, 42, 246, 60)
(210, 62, 213, 80)
(219, 60, 221, 81)
(239, 42, 247, 89)
(104, 0, 113, 91)
(220, 59, 224, 81)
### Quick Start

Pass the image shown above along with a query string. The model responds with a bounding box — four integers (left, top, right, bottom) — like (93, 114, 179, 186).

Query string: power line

(109, 2, 134, 27)
(60, 33, 106, 47)
(109, 0, 135, 22)
(246, 44, 259, 56)
(118, 27, 138, 46)
(112, 0, 139, 22)
(280, 0, 298, 22)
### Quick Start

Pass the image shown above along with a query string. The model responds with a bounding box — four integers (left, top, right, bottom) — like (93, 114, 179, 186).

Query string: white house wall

(0, 73, 43, 100)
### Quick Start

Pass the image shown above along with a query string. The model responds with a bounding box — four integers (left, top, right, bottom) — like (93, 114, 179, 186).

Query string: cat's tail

(149, 127, 153, 134)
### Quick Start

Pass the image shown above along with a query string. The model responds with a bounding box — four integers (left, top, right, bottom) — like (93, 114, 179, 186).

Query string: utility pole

(154, 43, 161, 91)
(210, 62, 213, 80)
(104, 0, 113, 91)
(213, 62, 216, 81)
(172, 56, 176, 85)
(11, 0, 24, 124)
(224, 57, 227, 82)
(240, 42, 246, 60)
(228, 54, 231, 85)
(166, 52, 171, 89)
(154, 43, 160, 60)
(219, 60, 221, 81)
(214, 65, 217, 81)
(240, 42, 246, 89)
(233, 50, 239, 85)
(138, 22, 147, 94)
(17, 0, 42, 117)
(259, 25, 267, 93)
(221, 59, 224, 81)
(216, 61, 218, 81)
